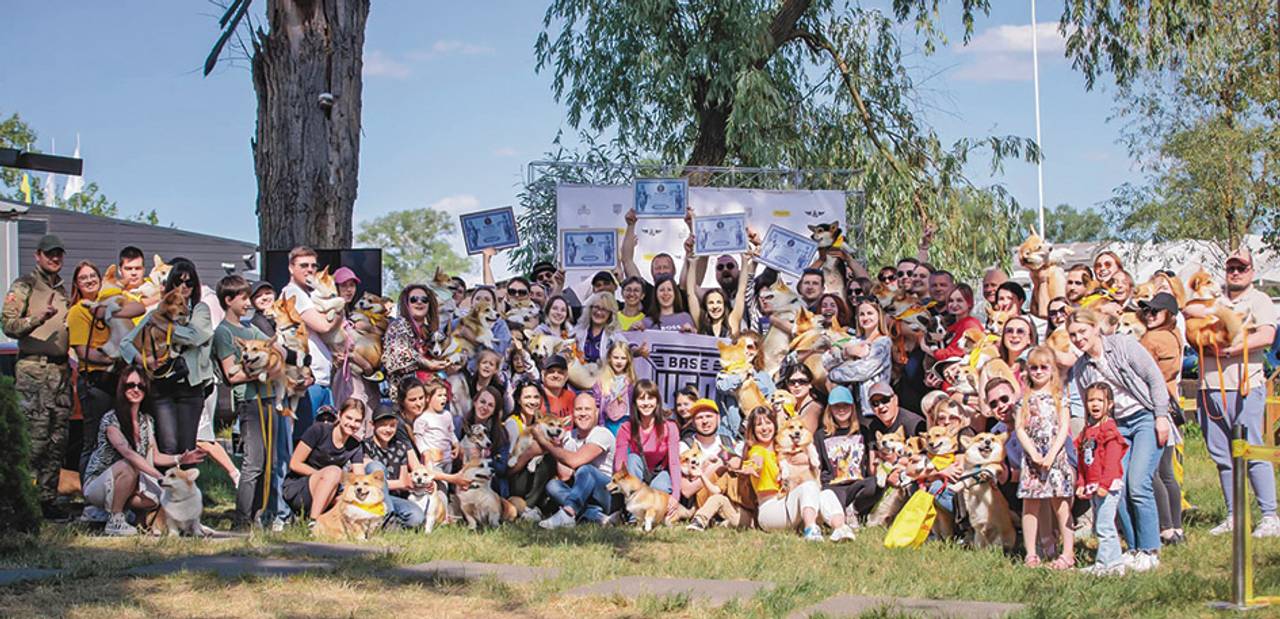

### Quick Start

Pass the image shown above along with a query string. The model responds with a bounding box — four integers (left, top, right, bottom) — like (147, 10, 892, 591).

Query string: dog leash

(256, 381, 275, 510)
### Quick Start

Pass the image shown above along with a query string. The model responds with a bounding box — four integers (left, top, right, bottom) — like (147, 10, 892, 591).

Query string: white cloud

(428, 194, 482, 217)
(407, 40, 496, 62)
(493, 146, 518, 157)
(363, 50, 412, 79)
(952, 22, 1068, 83)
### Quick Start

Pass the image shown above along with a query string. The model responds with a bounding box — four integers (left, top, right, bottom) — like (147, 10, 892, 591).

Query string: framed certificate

(757, 224, 818, 275)
(693, 213, 748, 256)
(633, 178, 688, 218)
(561, 229, 618, 270)
(459, 207, 521, 255)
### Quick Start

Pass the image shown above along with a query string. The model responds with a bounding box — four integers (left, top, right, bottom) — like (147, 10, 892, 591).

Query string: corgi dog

(563, 342, 601, 391)
(959, 328, 1000, 367)
(952, 432, 1016, 551)
(232, 337, 296, 415)
(717, 338, 768, 414)
(306, 267, 350, 355)
(924, 425, 960, 460)
(1017, 228, 1068, 317)
(154, 467, 210, 537)
(1117, 311, 1147, 339)
(775, 415, 820, 491)
(313, 469, 386, 541)
(508, 413, 571, 473)
(680, 442, 706, 480)
(1184, 269, 1247, 351)
(96, 255, 171, 357)
(350, 291, 392, 376)
(871, 282, 896, 307)
(266, 297, 313, 418)
(808, 222, 848, 294)
(608, 469, 671, 532)
(457, 458, 517, 529)
(865, 429, 922, 527)
(769, 389, 798, 421)
(789, 307, 847, 385)
(941, 360, 981, 396)
(102, 254, 170, 306)
(460, 424, 492, 461)
(132, 289, 191, 373)
(1131, 272, 1187, 311)
(1045, 325, 1072, 355)
(440, 299, 500, 366)
(873, 427, 908, 487)
(427, 267, 459, 327)
(503, 301, 542, 342)
(977, 358, 1018, 402)
(408, 466, 448, 533)
(886, 288, 920, 319)
(758, 281, 805, 374)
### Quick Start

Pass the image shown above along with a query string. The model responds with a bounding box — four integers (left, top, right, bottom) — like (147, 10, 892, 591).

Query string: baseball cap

(333, 266, 361, 285)
(36, 234, 64, 253)
(688, 398, 719, 416)
(828, 386, 855, 406)
(371, 403, 397, 423)
(250, 281, 275, 298)
(1227, 248, 1254, 267)
(531, 261, 556, 279)
(314, 405, 338, 424)
(1139, 292, 1179, 314)
(541, 353, 568, 371)
(867, 382, 894, 400)
(591, 270, 617, 288)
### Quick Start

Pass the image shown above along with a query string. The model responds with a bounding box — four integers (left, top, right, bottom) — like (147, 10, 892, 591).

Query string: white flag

(41, 138, 56, 206)
(62, 135, 83, 201)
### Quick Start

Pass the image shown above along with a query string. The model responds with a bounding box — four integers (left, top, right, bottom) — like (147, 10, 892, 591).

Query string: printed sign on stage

(623, 331, 724, 405)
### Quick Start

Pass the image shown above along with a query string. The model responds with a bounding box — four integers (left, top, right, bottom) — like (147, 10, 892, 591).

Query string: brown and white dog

(131, 289, 191, 372)
(608, 469, 671, 532)
(153, 467, 211, 537)
(350, 291, 392, 377)
(96, 255, 171, 358)
(409, 461, 449, 534)
(1017, 228, 1067, 318)
(507, 413, 571, 473)
(266, 297, 313, 418)
(313, 469, 386, 541)
(775, 416, 820, 492)
(1184, 269, 1248, 351)
(456, 458, 518, 529)
(951, 432, 1016, 551)
(758, 281, 805, 375)
(809, 222, 849, 295)
(717, 338, 768, 414)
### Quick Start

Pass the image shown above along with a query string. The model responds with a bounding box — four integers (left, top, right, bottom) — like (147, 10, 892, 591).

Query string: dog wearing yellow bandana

(314, 468, 386, 541)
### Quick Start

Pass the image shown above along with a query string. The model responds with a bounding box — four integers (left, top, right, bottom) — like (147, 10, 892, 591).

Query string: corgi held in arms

(1017, 228, 1067, 318)
(758, 280, 805, 375)
(809, 222, 851, 295)
(1183, 269, 1248, 352)
(131, 289, 190, 373)
(265, 297, 313, 418)
(717, 338, 768, 415)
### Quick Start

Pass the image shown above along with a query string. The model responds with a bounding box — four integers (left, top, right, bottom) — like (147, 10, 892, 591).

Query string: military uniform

(2, 236, 71, 506)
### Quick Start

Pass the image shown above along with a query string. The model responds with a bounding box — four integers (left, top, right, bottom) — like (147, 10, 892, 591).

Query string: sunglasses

(716, 263, 736, 272)
(896, 271, 911, 278)
(987, 394, 1012, 408)
(508, 288, 529, 297)
(850, 288, 864, 296)
(878, 274, 893, 283)
(1048, 308, 1067, 316)
(787, 378, 810, 387)
(870, 397, 892, 407)
(408, 295, 430, 304)
(1004, 327, 1029, 335)
(124, 381, 147, 392)
(176, 278, 193, 288)
(1227, 264, 1251, 274)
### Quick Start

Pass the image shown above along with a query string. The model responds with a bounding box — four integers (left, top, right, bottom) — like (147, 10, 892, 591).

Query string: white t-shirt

(412, 410, 457, 469)
(562, 425, 616, 477)
(282, 281, 333, 386)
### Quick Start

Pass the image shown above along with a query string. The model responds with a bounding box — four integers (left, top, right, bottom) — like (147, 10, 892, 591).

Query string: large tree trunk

(252, 0, 368, 251)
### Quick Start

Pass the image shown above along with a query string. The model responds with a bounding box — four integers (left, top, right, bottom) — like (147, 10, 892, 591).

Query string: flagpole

(1031, 0, 1045, 238)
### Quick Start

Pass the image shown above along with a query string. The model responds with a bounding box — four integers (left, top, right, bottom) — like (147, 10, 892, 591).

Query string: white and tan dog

(457, 458, 518, 529)
(1017, 228, 1067, 318)
(153, 467, 211, 537)
(951, 432, 1016, 551)
(409, 465, 449, 534)
(607, 469, 671, 532)
(758, 281, 805, 375)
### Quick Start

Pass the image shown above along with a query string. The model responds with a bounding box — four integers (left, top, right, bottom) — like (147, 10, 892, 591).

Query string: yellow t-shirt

(67, 303, 111, 373)
(618, 311, 645, 331)
(748, 444, 780, 495)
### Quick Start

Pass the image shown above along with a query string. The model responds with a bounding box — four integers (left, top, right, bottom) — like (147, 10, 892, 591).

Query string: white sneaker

(521, 507, 542, 523)
(1210, 519, 1234, 536)
(1253, 515, 1280, 538)
(538, 509, 576, 530)
(1080, 562, 1126, 576)
(104, 513, 138, 537)
(829, 524, 856, 542)
(1125, 551, 1160, 573)
(79, 505, 109, 524)
(803, 526, 824, 541)
(270, 519, 286, 533)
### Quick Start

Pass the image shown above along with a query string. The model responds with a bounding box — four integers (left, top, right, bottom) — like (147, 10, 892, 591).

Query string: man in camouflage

(3, 234, 71, 520)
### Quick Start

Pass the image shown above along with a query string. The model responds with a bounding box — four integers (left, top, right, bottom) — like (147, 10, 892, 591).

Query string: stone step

(274, 541, 398, 559)
(790, 595, 1026, 618)
(126, 555, 332, 578)
(388, 561, 560, 585)
(0, 569, 63, 587)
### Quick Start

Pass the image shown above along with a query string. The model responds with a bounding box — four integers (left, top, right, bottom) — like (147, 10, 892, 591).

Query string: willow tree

(205, 0, 368, 251)
(531, 0, 1039, 277)
(1064, 0, 1279, 252)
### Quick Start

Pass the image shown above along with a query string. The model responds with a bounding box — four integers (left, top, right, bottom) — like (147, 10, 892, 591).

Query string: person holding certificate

(688, 248, 754, 339)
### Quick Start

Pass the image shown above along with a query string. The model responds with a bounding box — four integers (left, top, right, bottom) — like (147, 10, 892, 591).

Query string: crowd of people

(5, 209, 1276, 577)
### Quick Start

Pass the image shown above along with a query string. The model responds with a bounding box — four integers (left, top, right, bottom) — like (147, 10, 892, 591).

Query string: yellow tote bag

(884, 488, 937, 549)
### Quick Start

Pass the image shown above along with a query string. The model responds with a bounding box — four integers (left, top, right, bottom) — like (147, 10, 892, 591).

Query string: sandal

(1049, 555, 1075, 570)
(1024, 555, 1041, 568)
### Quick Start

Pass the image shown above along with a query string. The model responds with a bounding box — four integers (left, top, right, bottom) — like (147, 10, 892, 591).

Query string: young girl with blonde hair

(1016, 346, 1076, 569)
(592, 340, 637, 435)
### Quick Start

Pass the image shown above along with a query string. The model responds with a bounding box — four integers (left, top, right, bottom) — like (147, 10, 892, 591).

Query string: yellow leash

(255, 381, 275, 510)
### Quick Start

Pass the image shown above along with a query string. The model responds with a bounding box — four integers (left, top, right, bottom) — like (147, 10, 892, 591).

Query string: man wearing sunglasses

(3, 234, 72, 520)
(984, 377, 1025, 513)
(280, 248, 343, 428)
(1195, 248, 1280, 537)
(858, 383, 925, 447)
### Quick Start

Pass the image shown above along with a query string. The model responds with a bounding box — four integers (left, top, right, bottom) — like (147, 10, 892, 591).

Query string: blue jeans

(272, 413, 295, 525)
(928, 480, 955, 514)
(1092, 491, 1124, 568)
(546, 466, 613, 522)
(363, 460, 424, 529)
(1198, 389, 1278, 516)
(626, 452, 672, 493)
(1115, 412, 1161, 552)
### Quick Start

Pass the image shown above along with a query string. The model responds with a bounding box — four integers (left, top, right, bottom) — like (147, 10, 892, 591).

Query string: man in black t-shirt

(859, 382, 926, 447)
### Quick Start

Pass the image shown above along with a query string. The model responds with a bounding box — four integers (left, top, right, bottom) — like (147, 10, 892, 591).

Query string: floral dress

(1018, 391, 1075, 498)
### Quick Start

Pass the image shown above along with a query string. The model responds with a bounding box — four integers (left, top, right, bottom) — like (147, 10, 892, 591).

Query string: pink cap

(333, 266, 360, 285)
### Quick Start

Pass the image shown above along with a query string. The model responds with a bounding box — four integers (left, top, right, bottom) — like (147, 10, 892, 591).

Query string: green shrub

(0, 376, 42, 533)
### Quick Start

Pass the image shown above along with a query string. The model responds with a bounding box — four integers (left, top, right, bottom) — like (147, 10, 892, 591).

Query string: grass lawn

(3, 432, 1280, 618)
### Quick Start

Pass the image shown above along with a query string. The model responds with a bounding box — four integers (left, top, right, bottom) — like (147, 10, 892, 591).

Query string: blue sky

(3, 1, 1133, 277)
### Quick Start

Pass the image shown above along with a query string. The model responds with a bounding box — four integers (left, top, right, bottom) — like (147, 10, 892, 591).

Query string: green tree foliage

(355, 207, 471, 297)
(1017, 203, 1110, 243)
(532, 0, 1039, 278)
(0, 377, 41, 534)
(1, 112, 161, 225)
(1064, 0, 1278, 252)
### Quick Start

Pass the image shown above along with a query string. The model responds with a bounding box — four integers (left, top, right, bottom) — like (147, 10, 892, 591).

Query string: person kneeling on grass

(743, 407, 842, 541)
(283, 398, 367, 530)
(613, 380, 683, 522)
(681, 399, 753, 531)
(535, 393, 618, 528)
(362, 403, 426, 530)
(82, 367, 206, 536)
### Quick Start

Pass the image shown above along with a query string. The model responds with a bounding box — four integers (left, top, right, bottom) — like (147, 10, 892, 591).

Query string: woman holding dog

(822, 299, 891, 417)
(506, 379, 558, 516)
(383, 285, 448, 401)
(931, 284, 984, 361)
(121, 257, 215, 456)
(613, 380, 682, 519)
(82, 368, 206, 536)
(284, 398, 367, 525)
(1066, 308, 1170, 572)
(464, 385, 510, 496)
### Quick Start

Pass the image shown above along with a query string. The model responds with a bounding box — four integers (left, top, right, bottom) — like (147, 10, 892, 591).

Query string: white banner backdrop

(556, 183, 848, 295)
